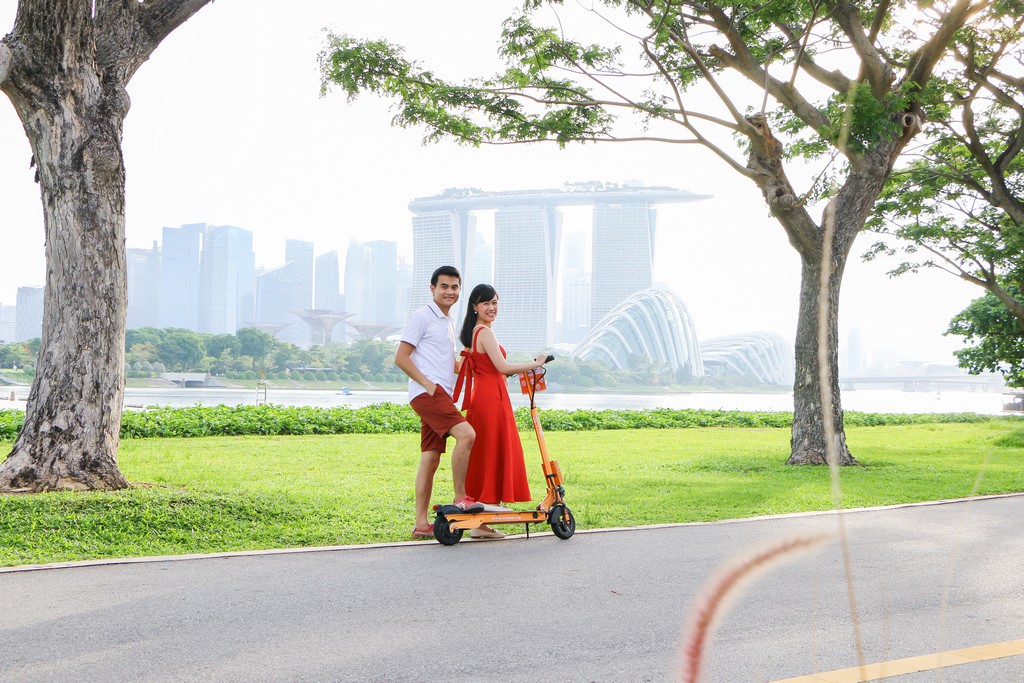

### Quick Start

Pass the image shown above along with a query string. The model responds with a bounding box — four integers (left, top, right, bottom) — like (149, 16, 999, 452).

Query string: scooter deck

(436, 503, 486, 515)
(438, 508, 549, 527)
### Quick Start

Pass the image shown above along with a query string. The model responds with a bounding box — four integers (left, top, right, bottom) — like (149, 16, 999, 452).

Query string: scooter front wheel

(548, 505, 576, 540)
(433, 516, 464, 545)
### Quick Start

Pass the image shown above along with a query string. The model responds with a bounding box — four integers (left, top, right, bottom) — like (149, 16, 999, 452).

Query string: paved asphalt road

(2, 494, 1022, 683)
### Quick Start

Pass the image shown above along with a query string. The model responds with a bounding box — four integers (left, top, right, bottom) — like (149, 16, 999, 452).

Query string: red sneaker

(452, 495, 478, 511)
(411, 524, 433, 539)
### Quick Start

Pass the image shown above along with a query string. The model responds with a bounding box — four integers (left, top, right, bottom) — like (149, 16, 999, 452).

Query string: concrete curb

(3, 491, 1021, 574)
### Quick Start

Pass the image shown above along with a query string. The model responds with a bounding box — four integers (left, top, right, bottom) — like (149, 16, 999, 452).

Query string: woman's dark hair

(459, 284, 498, 349)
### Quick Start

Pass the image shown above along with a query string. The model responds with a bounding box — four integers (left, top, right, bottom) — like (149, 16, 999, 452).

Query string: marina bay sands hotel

(407, 183, 709, 352)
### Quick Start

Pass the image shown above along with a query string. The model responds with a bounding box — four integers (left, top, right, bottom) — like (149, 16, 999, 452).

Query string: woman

(455, 284, 549, 539)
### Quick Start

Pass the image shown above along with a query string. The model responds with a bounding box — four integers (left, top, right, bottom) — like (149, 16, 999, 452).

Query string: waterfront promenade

(3, 495, 1022, 682)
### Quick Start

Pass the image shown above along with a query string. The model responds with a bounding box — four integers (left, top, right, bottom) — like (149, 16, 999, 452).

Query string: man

(395, 265, 479, 538)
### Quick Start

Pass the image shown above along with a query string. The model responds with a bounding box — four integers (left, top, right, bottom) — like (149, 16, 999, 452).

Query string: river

(1, 385, 1012, 415)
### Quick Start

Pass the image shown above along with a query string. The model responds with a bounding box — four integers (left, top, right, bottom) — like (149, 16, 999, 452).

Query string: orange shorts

(410, 388, 467, 454)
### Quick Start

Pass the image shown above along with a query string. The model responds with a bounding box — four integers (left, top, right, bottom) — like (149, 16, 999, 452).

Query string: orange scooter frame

(432, 359, 576, 545)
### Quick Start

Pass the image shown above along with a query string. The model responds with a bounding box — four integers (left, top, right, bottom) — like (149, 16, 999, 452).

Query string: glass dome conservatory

(571, 286, 703, 378)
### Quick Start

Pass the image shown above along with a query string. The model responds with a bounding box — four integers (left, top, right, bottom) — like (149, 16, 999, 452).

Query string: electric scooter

(432, 356, 576, 545)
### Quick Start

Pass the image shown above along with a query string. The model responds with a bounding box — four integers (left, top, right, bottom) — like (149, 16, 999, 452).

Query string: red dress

(454, 327, 532, 504)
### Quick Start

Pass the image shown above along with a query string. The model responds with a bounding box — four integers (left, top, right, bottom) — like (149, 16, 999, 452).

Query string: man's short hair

(430, 265, 461, 286)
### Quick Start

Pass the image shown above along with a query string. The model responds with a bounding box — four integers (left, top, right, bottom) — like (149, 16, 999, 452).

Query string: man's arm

(395, 341, 436, 396)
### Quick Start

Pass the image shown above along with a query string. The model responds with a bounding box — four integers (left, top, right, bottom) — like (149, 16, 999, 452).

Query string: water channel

(0, 385, 1009, 415)
(0, 385, 1014, 415)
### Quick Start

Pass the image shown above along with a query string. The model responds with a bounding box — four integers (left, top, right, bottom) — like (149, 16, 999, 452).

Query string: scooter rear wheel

(433, 516, 464, 545)
(549, 505, 576, 540)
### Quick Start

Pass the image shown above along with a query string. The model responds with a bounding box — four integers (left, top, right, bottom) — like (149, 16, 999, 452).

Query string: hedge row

(0, 404, 1006, 441)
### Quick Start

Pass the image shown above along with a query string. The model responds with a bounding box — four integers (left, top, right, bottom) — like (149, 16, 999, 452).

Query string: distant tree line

(0, 329, 408, 383)
(121, 328, 409, 382)
(0, 328, 764, 389)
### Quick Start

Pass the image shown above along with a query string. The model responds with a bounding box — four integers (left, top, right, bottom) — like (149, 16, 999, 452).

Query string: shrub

(0, 406, 1004, 442)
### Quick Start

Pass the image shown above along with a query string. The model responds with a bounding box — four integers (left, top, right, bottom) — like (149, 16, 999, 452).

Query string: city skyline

(1, 183, 705, 351)
(0, 2, 985, 367)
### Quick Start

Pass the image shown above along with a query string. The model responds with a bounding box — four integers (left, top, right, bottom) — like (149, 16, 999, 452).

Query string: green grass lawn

(1, 421, 1022, 567)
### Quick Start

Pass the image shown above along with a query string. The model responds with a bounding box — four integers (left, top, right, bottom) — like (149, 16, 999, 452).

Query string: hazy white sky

(0, 1, 981, 364)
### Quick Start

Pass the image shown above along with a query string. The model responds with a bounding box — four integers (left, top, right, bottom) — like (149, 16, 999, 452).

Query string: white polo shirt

(401, 300, 458, 402)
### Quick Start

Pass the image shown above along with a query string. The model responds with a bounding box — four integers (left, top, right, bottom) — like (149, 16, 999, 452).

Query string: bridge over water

(839, 374, 1006, 392)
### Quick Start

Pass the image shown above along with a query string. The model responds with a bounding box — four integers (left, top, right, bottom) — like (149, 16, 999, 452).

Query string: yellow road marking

(769, 638, 1024, 682)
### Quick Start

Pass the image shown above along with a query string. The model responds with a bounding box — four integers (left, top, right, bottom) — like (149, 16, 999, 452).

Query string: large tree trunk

(744, 115, 906, 466)
(0, 53, 130, 491)
(788, 248, 855, 465)
(0, 0, 212, 492)
(785, 153, 899, 465)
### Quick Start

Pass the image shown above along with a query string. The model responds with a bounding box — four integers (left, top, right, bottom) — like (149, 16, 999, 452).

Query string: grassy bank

(2, 420, 1023, 567)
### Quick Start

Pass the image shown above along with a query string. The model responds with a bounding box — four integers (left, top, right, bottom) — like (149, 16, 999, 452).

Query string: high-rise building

(257, 240, 316, 347)
(845, 328, 865, 376)
(395, 257, 413, 328)
(560, 273, 591, 344)
(344, 241, 369, 326)
(198, 225, 256, 334)
(590, 201, 656, 323)
(0, 304, 17, 343)
(365, 240, 398, 324)
(285, 239, 314, 310)
(314, 251, 343, 311)
(559, 229, 590, 344)
(407, 209, 476, 317)
(158, 223, 203, 330)
(255, 264, 302, 342)
(15, 286, 44, 342)
(127, 242, 160, 329)
(493, 204, 562, 351)
(469, 230, 493, 293)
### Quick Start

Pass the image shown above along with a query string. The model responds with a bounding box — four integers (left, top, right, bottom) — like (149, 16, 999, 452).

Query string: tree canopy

(864, 8, 1024, 383)
(947, 288, 1024, 386)
(320, 0, 992, 465)
(867, 7, 1024, 321)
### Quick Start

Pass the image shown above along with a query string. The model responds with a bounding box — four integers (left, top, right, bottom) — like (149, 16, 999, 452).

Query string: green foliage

(0, 342, 35, 370)
(865, 10, 1024, 367)
(237, 327, 275, 364)
(156, 328, 205, 371)
(117, 403, 420, 439)
(2, 329, 404, 380)
(318, 29, 615, 147)
(205, 333, 241, 359)
(993, 429, 1024, 448)
(516, 407, 992, 431)
(317, 1, 994, 172)
(947, 292, 1024, 386)
(0, 404, 1001, 442)
(782, 83, 907, 160)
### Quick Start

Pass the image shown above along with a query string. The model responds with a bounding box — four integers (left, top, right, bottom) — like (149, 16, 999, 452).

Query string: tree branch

(640, 40, 754, 178)
(703, 4, 832, 133)
(96, 0, 214, 82)
(776, 21, 853, 93)
(867, 0, 892, 43)
(904, 0, 986, 91)
(139, 0, 215, 48)
(823, 0, 891, 99)
(952, 52, 1024, 225)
